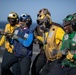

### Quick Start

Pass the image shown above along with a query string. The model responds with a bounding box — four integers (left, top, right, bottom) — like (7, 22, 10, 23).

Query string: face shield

(71, 13, 76, 31)
(71, 20, 76, 31)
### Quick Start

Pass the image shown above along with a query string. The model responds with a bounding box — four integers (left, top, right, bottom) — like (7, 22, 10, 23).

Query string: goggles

(19, 16, 28, 22)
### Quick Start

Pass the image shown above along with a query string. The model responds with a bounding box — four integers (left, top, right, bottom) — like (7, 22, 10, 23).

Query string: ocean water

(0, 21, 63, 30)
(0, 21, 8, 29)
(0, 21, 37, 30)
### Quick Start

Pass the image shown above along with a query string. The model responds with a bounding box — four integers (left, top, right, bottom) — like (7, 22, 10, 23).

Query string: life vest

(13, 28, 33, 57)
(35, 28, 49, 51)
(34, 26, 48, 51)
(45, 25, 65, 61)
(63, 33, 76, 63)
(0, 23, 19, 53)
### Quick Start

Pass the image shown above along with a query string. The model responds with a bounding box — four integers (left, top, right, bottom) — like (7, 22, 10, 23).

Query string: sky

(0, 0, 76, 24)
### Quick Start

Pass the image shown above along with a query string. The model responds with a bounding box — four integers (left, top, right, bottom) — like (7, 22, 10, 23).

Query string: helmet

(73, 13, 76, 20)
(7, 12, 19, 25)
(71, 13, 76, 31)
(63, 14, 73, 26)
(37, 8, 52, 29)
(19, 14, 32, 27)
(37, 8, 51, 16)
(8, 12, 19, 21)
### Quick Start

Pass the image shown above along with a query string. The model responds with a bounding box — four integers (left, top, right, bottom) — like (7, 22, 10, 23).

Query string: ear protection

(44, 14, 52, 25)
(71, 13, 76, 31)
(71, 21, 76, 31)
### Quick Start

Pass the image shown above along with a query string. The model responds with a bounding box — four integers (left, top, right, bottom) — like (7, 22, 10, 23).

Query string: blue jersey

(12, 27, 34, 57)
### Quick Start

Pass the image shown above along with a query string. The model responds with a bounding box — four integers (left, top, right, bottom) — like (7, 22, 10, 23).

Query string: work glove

(61, 50, 68, 55)
(66, 51, 74, 62)
(12, 34, 18, 40)
(34, 39, 39, 44)
(51, 49, 62, 59)
(51, 49, 58, 57)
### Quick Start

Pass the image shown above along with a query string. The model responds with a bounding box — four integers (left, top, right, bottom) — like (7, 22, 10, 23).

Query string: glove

(51, 49, 58, 57)
(34, 39, 39, 44)
(51, 49, 62, 59)
(61, 50, 68, 55)
(12, 35, 18, 40)
(66, 51, 73, 61)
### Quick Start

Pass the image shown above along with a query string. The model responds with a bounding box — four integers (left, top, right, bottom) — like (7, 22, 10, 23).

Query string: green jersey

(60, 31, 76, 67)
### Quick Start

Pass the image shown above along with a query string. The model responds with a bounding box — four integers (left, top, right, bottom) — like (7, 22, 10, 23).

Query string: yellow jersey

(0, 23, 19, 53)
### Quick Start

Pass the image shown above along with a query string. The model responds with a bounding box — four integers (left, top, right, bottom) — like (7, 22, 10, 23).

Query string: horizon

(0, 21, 63, 30)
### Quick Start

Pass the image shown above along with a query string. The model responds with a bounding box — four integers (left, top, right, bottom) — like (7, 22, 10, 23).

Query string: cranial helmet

(71, 13, 76, 31)
(7, 12, 19, 25)
(37, 8, 51, 16)
(73, 13, 76, 20)
(19, 14, 32, 27)
(37, 8, 52, 28)
(8, 12, 19, 21)
(63, 14, 73, 26)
